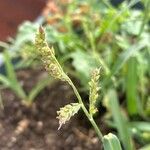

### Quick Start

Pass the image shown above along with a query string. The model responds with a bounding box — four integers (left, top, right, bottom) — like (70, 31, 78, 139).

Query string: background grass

(0, 0, 150, 149)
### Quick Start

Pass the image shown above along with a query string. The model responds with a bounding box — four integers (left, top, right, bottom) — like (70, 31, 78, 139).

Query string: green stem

(66, 76, 103, 140)
(0, 91, 4, 109)
(89, 116, 103, 140)
(83, 22, 110, 75)
(102, 0, 113, 9)
(87, 30, 117, 86)
(83, 19, 117, 88)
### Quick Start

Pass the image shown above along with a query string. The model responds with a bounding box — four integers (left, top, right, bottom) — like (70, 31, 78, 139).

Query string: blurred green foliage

(0, 0, 150, 149)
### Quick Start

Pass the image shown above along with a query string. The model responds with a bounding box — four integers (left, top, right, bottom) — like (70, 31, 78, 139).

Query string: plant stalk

(66, 76, 103, 140)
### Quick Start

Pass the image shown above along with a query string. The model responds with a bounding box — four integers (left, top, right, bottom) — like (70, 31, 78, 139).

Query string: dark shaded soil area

(0, 69, 109, 150)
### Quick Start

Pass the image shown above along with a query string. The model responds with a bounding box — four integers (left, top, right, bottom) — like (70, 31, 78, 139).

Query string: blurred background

(0, 0, 149, 150)
(0, 0, 46, 41)
(0, 0, 143, 41)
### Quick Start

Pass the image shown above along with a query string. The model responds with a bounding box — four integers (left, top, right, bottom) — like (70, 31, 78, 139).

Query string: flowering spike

(89, 68, 101, 115)
(35, 27, 66, 80)
(39, 26, 44, 33)
(57, 103, 81, 130)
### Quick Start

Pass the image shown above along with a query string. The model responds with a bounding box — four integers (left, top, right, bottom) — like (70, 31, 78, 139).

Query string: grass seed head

(35, 27, 66, 81)
(57, 103, 81, 130)
(89, 68, 101, 115)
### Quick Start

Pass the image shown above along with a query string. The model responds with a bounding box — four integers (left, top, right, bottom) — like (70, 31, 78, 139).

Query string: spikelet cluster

(35, 27, 65, 80)
(57, 103, 81, 130)
(89, 68, 100, 116)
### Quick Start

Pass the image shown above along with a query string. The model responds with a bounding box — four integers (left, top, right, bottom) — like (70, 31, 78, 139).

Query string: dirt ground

(0, 69, 109, 150)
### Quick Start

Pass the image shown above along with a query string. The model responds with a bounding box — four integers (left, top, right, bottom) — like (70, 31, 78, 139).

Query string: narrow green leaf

(28, 77, 53, 102)
(0, 75, 11, 87)
(129, 122, 150, 132)
(103, 133, 122, 150)
(3, 51, 26, 99)
(126, 56, 138, 115)
(107, 89, 134, 150)
(0, 90, 4, 109)
(3, 50, 17, 81)
(111, 42, 145, 76)
(102, 42, 145, 87)
(139, 144, 150, 150)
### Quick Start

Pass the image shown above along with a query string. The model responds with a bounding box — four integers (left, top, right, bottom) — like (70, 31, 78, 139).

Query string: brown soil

(0, 69, 109, 150)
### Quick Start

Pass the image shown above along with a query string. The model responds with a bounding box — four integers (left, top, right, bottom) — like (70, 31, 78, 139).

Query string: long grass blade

(28, 77, 53, 102)
(139, 144, 150, 150)
(129, 122, 150, 132)
(3, 51, 26, 99)
(0, 90, 4, 109)
(126, 56, 138, 116)
(111, 42, 145, 76)
(107, 89, 134, 150)
(103, 133, 122, 150)
(0, 75, 11, 87)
